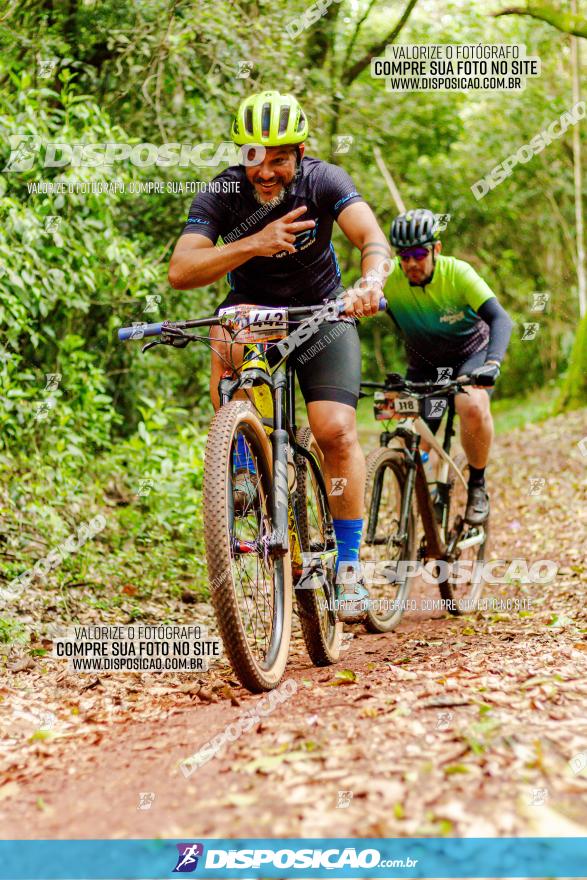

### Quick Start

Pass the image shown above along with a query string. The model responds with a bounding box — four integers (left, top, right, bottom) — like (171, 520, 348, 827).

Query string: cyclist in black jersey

(169, 91, 391, 621)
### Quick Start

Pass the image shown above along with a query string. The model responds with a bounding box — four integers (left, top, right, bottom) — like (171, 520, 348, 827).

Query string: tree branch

(342, 0, 420, 86)
(306, 2, 343, 69)
(491, 4, 587, 38)
(341, 0, 378, 73)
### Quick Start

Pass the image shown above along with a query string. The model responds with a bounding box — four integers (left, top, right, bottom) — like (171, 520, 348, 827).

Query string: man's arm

(336, 202, 391, 317)
(457, 260, 514, 377)
(476, 297, 514, 365)
(168, 206, 316, 290)
(168, 233, 258, 290)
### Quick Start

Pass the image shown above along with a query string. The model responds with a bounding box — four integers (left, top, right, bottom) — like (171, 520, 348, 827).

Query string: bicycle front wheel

(203, 401, 292, 692)
(361, 445, 416, 632)
(294, 427, 342, 666)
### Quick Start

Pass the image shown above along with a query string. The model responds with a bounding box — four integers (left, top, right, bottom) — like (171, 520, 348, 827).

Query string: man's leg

(455, 388, 493, 523)
(306, 400, 365, 520)
(294, 317, 369, 619)
(306, 400, 370, 618)
(209, 325, 245, 411)
(209, 326, 255, 510)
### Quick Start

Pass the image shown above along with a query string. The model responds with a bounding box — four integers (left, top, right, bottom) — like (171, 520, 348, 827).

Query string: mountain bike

(359, 372, 491, 632)
(119, 295, 385, 692)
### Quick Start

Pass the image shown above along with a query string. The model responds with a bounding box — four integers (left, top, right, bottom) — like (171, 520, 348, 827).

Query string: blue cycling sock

(332, 518, 363, 573)
(233, 434, 256, 474)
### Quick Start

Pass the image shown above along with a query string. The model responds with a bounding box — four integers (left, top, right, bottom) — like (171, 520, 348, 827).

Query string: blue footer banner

(1, 838, 587, 879)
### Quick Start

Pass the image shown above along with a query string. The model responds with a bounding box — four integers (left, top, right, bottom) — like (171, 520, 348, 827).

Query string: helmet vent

(261, 102, 271, 137)
(244, 106, 253, 135)
(278, 105, 290, 135)
(296, 111, 306, 133)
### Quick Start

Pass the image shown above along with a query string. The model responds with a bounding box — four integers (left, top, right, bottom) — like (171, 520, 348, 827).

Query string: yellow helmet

(231, 91, 308, 147)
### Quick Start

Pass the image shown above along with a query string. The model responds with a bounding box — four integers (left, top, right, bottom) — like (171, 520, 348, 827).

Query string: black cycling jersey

(180, 156, 364, 307)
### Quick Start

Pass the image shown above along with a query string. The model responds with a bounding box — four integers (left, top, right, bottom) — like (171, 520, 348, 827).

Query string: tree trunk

(556, 312, 587, 410)
(571, 0, 586, 317)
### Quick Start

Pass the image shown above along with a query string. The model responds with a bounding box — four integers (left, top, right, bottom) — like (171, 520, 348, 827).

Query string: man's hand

(341, 280, 383, 318)
(468, 361, 501, 387)
(249, 206, 315, 257)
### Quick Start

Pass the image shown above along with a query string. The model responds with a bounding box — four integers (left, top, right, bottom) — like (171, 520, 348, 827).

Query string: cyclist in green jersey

(383, 209, 514, 524)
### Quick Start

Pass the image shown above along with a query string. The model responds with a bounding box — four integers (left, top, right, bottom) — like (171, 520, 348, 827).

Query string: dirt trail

(1, 410, 587, 839)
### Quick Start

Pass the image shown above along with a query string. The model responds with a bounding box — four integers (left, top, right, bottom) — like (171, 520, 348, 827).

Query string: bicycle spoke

(228, 430, 277, 664)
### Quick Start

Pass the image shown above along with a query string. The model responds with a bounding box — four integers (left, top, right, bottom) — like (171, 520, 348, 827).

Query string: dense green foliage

(0, 0, 584, 619)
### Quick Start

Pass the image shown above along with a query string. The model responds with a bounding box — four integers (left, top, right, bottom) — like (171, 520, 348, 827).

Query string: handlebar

(117, 296, 388, 342)
(118, 322, 163, 341)
(361, 374, 480, 395)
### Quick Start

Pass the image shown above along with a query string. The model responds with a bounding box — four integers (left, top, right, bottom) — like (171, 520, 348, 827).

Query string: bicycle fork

(267, 368, 290, 557)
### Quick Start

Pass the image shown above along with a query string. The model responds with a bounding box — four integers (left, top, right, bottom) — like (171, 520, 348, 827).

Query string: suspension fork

(443, 397, 456, 455)
(269, 365, 289, 555)
(397, 431, 419, 545)
(219, 371, 240, 406)
(366, 429, 417, 548)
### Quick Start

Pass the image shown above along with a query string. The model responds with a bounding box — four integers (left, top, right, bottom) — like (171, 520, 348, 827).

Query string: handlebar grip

(335, 296, 388, 315)
(118, 322, 163, 341)
(469, 373, 494, 387)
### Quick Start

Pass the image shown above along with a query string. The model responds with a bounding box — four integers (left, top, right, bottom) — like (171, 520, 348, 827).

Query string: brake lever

(165, 335, 191, 348)
(141, 332, 191, 353)
(141, 338, 165, 353)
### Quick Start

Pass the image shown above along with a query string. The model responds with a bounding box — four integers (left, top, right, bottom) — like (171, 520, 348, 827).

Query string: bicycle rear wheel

(437, 453, 489, 615)
(294, 427, 342, 665)
(203, 401, 292, 692)
(361, 446, 416, 632)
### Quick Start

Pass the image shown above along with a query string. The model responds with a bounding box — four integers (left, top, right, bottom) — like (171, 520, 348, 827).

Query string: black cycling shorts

(214, 289, 361, 408)
(406, 346, 493, 434)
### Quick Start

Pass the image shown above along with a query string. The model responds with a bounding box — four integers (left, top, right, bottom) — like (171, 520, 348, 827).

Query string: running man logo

(337, 790, 353, 808)
(144, 294, 162, 313)
(329, 477, 347, 496)
(436, 710, 453, 730)
(530, 292, 550, 312)
(436, 366, 453, 385)
(236, 61, 254, 79)
(332, 135, 354, 154)
(425, 398, 447, 420)
(3, 135, 42, 172)
(137, 791, 155, 810)
(38, 59, 58, 78)
(173, 843, 205, 873)
(44, 215, 61, 231)
(434, 212, 451, 231)
(129, 322, 147, 340)
(34, 399, 56, 421)
(522, 322, 539, 340)
(44, 373, 62, 392)
(528, 477, 545, 496)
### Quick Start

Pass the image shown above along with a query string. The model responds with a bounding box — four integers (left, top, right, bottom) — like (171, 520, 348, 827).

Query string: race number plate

(374, 391, 420, 420)
(393, 395, 420, 416)
(219, 305, 289, 342)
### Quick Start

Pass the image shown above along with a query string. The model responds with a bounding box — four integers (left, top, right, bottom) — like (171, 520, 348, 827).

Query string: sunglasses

(398, 246, 432, 261)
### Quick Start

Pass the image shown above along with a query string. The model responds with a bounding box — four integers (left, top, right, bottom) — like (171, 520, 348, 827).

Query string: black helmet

(390, 209, 440, 248)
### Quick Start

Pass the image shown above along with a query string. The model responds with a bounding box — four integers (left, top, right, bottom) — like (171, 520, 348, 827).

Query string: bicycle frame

(218, 338, 336, 590)
(372, 398, 469, 562)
